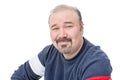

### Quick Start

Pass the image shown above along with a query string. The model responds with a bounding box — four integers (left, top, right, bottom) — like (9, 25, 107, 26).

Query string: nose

(59, 28, 67, 38)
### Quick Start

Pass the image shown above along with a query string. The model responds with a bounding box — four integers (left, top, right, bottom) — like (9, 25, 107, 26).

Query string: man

(11, 4, 112, 80)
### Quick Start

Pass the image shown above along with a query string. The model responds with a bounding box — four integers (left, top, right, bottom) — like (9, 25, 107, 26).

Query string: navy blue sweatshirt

(11, 38, 112, 80)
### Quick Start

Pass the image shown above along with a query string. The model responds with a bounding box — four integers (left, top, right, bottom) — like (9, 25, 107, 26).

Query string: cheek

(50, 32, 57, 41)
(69, 29, 79, 37)
(70, 29, 83, 42)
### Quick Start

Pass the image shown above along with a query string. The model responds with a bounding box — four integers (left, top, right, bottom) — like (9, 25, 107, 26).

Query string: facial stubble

(56, 38, 72, 54)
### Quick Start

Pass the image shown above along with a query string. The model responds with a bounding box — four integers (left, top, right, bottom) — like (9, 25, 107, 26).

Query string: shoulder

(83, 40, 111, 69)
(83, 38, 109, 61)
(38, 44, 59, 66)
(39, 44, 58, 56)
(80, 39, 112, 79)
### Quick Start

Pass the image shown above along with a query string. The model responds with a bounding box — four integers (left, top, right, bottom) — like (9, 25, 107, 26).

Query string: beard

(55, 37, 72, 54)
(58, 44, 72, 54)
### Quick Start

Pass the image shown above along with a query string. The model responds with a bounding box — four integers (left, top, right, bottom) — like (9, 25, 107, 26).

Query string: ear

(80, 21, 84, 33)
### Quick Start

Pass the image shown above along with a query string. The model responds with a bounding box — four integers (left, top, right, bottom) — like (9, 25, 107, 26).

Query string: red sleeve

(87, 76, 112, 80)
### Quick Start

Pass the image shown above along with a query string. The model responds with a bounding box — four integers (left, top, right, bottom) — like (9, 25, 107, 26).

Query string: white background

(0, 0, 120, 80)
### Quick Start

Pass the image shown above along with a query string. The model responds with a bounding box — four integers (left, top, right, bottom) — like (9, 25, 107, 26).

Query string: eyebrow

(50, 24, 58, 29)
(50, 21, 73, 28)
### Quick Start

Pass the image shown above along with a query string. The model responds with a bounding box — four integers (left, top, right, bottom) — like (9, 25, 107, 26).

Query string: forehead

(49, 9, 79, 25)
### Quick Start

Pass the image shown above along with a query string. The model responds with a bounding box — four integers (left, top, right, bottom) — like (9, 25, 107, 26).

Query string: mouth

(58, 41, 70, 45)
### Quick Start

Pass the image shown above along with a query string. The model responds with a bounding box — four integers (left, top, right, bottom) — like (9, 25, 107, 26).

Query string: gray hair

(48, 4, 82, 23)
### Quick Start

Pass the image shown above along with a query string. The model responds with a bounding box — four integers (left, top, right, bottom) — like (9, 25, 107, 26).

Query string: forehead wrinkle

(64, 21, 73, 24)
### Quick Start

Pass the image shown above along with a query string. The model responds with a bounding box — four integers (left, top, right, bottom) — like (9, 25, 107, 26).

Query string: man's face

(49, 9, 83, 55)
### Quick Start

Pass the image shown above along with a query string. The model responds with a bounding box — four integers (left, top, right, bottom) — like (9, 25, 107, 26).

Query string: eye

(64, 22, 73, 28)
(65, 25, 73, 28)
(67, 25, 72, 27)
(51, 27, 59, 31)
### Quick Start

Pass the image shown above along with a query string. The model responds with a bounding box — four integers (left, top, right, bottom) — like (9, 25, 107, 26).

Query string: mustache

(56, 37, 72, 43)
